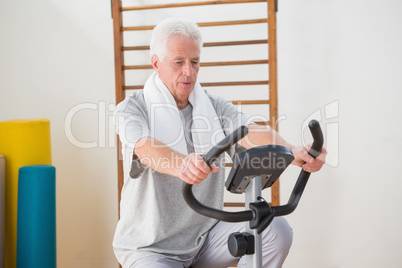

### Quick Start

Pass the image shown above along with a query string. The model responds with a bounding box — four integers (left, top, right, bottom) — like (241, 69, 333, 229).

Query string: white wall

(277, 0, 402, 267)
(0, 0, 118, 267)
(1, 0, 402, 267)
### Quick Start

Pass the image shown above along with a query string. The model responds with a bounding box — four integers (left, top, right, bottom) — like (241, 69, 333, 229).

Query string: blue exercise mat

(17, 165, 56, 268)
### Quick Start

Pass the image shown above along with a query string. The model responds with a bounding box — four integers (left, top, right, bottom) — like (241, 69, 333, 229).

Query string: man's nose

(182, 62, 193, 76)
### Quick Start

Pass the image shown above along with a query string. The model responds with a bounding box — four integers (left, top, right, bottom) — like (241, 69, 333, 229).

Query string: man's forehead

(172, 55, 200, 60)
(166, 36, 200, 56)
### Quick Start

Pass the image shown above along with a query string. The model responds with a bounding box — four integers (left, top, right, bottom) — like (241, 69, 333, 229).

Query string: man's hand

(291, 145, 327, 173)
(179, 153, 219, 185)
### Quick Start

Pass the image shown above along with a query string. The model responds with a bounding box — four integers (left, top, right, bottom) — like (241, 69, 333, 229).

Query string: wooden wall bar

(121, 0, 266, 11)
(111, 0, 280, 212)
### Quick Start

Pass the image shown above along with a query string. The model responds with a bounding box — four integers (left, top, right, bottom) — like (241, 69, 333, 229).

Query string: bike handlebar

(182, 125, 253, 222)
(203, 125, 248, 167)
(307, 120, 324, 158)
(274, 119, 323, 216)
(182, 120, 324, 222)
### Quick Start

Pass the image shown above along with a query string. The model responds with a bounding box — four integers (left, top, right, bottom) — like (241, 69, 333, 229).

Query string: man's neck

(175, 99, 189, 110)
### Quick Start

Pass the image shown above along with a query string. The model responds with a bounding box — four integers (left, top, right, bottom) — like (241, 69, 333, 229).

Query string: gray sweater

(113, 89, 248, 267)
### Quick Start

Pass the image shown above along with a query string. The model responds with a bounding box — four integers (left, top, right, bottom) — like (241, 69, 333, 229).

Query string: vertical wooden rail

(267, 0, 280, 206)
(111, 0, 125, 215)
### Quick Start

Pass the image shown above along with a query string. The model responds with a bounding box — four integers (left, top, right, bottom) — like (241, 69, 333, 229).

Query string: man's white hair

(150, 18, 203, 61)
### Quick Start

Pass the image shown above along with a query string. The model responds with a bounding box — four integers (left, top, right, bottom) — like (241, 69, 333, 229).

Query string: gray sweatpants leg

(130, 254, 191, 268)
(192, 217, 293, 268)
(130, 217, 293, 268)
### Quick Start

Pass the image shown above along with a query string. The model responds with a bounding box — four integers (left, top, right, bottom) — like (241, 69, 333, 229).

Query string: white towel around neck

(143, 72, 225, 155)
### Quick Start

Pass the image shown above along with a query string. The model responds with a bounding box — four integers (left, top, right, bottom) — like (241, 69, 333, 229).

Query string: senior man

(113, 17, 326, 268)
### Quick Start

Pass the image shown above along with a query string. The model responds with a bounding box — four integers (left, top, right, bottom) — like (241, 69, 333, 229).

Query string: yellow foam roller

(0, 119, 52, 268)
(1, 155, 5, 268)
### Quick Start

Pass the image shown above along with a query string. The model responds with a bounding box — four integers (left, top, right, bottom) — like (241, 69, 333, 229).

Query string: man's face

(151, 35, 200, 106)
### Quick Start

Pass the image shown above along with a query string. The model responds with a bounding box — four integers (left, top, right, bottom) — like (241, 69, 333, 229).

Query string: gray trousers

(130, 217, 293, 268)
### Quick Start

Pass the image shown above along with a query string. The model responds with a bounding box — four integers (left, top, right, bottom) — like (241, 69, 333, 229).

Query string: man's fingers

(302, 147, 327, 173)
(317, 147, 328, 162)
(292, 145, 327, 173)
(303, 150, 315, 164)
(188, 161, 209, 179)
(179, 153, 217, 184)
(180, 172, 202, 185)
(210, 164, 219, 173)
(191, 155, 211, 175)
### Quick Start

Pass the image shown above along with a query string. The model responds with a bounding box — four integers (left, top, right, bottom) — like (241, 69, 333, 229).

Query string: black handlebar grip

(273, 120, 324, 217)
(203, 125, 249, 166)
(307, 120, 324, 159)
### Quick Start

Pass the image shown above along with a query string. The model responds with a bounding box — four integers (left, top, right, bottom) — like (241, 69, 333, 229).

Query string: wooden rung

(122, 19, 268, 31)
(121, 0, 266, 11)
(254, 121, 270, 125)
(122, 45, 150, 51)
(124, 65, 153, 70)
(232, 100, 270, 105)
(123, 60, 268, 70)
(201, 81, 268, 87)
(124, 85, 143, 90)
(122, 40, 268, 51)
(201, 59, 268, 67)
(203, 39, 268, 47)
(124, 81, 269, 90)
(224, 202, 245, 207)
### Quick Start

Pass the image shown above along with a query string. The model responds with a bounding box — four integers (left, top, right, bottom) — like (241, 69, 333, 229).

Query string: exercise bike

(182, 120, 324, 268)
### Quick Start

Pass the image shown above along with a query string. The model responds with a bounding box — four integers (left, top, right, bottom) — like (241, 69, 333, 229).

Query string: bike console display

(225, 145, 294, 193)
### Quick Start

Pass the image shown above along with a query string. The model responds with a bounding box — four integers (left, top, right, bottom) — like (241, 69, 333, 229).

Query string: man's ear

(151, 55, 159, 72)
